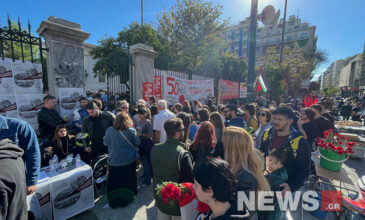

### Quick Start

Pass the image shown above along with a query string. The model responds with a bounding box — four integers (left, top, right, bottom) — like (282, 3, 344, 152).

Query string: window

(289, 21, 294, 26)
(98, 74, 106, 83)
(286, 35, 293, 41)
(294, 25, 300, 30)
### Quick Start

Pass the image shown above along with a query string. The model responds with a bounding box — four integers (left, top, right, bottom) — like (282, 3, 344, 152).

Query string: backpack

(177, 150, 194, 182)
(262, 129, 301, 158)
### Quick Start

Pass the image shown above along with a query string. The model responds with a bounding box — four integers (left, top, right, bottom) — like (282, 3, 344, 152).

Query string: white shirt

(153, 109, 176, 143)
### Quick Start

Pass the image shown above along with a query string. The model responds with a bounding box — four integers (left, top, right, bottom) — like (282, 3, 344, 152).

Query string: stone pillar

(36, 16, 90, 96)
(129, 43, 158, 102)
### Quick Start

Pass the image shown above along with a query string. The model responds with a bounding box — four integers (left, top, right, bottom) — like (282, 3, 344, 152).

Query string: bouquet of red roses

(316, 129, 355, 155)
(156, 182, 211, 213)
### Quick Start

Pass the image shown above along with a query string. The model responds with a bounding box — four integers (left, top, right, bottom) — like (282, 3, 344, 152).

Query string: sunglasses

(223, 110, 230, 113)
(122, 107, 128, 109)
(259, 113, 266, 117)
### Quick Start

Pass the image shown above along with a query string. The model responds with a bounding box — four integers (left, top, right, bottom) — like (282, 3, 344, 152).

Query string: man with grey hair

(153, 100, 175, 143)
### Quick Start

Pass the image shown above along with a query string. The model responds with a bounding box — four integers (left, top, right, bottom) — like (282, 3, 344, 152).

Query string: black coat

(37, 107, 66, 139)
(0, 139, 27, 220)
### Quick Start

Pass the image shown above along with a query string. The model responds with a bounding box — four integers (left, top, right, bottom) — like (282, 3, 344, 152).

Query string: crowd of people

(0, 91, 364, 220)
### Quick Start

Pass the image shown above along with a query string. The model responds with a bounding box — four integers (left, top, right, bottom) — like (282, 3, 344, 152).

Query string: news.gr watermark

(237, 190, 342, 212)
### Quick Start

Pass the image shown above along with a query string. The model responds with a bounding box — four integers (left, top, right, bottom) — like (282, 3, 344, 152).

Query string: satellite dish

(261, 5, 275, 26)
(272, 9, 280, 26)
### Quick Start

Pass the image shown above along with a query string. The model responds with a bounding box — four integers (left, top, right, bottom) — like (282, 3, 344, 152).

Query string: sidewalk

(74, 184, 157, 220)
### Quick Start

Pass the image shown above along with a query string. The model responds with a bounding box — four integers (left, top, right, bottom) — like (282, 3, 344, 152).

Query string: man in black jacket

(37, 95, 68, 140)
(260, 107, 311, 193)
(82, 101, 115, 163)
(0, 139, 27, 220)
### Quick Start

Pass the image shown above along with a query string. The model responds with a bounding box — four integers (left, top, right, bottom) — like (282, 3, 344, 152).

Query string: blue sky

(1, 0, 364, 79)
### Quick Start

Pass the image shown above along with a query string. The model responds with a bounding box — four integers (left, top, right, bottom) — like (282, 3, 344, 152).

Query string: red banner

(219, 79, 239, 103)
(143, 82, 154, 101)
(154, 76, 162, 100)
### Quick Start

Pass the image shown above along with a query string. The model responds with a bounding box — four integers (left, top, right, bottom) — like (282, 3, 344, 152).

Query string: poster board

(0, 95, 18, 118)
(239, 82, 247, 98)
(218, 79, 239, 103)
(15, 94, 44, 130)
(58, 88, 83, 121)
(163, 76, 213, 104)
(0, 60, 15, 94)
(142, 82, 154, 101)
(12, 62, 43, 94)
(51, 165, 94, 220)
(153, 76, 162, 100)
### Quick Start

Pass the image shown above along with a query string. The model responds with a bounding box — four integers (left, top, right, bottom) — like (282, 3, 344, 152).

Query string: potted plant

(316, 129, 355, 172)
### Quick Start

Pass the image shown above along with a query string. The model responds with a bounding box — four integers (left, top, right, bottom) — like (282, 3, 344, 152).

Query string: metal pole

(280, 0, 288, 63)
(247, 0, 258, 101)
(141, 0, 144, 26)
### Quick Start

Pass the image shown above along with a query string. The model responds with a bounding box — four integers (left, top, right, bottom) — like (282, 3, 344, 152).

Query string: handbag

(118, 130, 138, 152)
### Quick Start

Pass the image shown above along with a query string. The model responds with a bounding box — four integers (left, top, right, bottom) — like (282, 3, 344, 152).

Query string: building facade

(359, 40, 365, 97)
(221, 15, 317, 64)
(84, 43, 108, 92)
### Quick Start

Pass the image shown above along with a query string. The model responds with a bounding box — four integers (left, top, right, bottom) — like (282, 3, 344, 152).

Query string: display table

(27, 161, 94, 220)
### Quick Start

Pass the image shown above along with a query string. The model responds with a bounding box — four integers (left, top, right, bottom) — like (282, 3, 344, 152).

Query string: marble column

(129, 43, 158, 102)
(36, 16, 90, 96)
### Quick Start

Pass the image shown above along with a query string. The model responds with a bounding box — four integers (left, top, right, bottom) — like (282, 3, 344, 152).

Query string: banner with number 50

(163, 76, 213, 104)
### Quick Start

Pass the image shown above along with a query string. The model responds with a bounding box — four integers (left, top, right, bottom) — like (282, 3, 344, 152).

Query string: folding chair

(93, 154, 108, 197)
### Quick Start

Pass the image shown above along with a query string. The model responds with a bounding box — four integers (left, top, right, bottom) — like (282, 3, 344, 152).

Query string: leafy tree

(321, 86, 338, 97)
(157, 0, 227, 77)
(263, 44, 327, 98)
(218, 53, 247, 81)
(90, 23, 166, 82)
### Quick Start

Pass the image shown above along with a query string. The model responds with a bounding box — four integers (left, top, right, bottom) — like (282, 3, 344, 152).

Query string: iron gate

(0, 15, 48, 90)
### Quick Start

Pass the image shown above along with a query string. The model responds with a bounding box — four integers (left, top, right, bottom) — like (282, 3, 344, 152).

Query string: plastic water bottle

(49, 159, 55, 172)
(76, 154, 81, 166)
(53, 155, 59, 163)
(66, 154, 73, 166)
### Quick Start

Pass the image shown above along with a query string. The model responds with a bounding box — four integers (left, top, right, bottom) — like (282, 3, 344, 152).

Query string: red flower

(178, 183, 196, 207)
(338, 141, 343, 145)
(197, 201, 211, 213)
(161, 188, 169, 204)
(161, 184, 182, 204)
(323, 132, 329, 138)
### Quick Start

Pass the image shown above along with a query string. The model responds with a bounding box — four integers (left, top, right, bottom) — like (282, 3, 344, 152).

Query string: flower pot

(318, 148, 348, 172)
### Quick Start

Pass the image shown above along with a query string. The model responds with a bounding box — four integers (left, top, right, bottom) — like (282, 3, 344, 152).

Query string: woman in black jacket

(42, 125, 79, 166)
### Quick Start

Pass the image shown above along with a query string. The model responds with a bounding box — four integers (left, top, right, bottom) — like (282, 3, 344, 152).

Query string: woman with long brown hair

(43, 125, 79, 165)
(189, 121, 223, 164)
(209, 112, 225, 143)
(223, 126, 269, 194)
(183, 100, 191, 113)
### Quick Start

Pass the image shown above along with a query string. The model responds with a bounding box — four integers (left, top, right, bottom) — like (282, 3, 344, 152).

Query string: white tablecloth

(27, 161, 94, 220)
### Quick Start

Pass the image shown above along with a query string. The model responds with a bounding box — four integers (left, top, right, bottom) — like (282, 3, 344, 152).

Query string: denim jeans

(140, 154, 152, 185)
